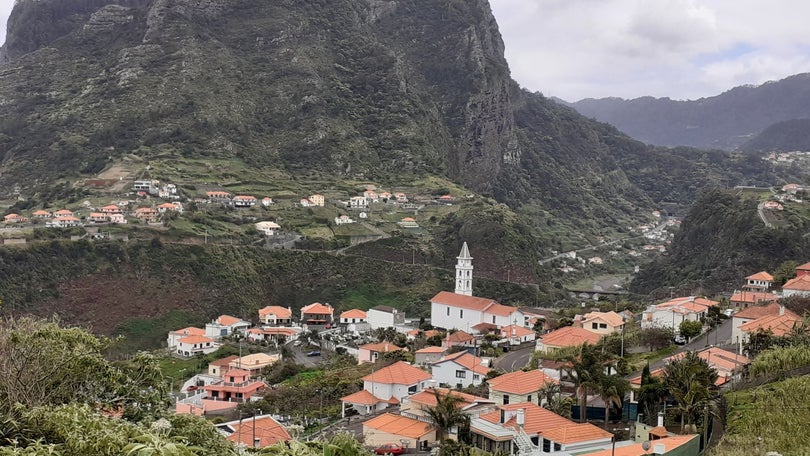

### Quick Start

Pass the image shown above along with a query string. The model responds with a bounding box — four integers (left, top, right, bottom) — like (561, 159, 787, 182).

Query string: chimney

(637, 413, 644, 424)
(779, 305, 785, 316)
(516, 409, 525, 427)
(657, 412, 664, 427)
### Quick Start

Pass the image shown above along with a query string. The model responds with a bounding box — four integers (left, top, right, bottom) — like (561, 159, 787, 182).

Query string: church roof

(457, 241, 472, 260)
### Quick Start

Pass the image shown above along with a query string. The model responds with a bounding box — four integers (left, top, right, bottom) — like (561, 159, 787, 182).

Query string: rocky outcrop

(83, 5, 134, 32)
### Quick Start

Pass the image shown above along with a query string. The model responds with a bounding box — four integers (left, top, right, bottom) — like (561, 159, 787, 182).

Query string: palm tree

(424, 389, 471, 442)
(563, 343, 606, 423)
(597, 374, 630, 425)
(638, 363, 668, 425)
(538, 381, 573, 419)
(663, 351, 719, 433)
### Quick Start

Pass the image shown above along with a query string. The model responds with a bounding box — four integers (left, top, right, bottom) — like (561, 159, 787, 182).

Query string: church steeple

(455, 242, 473, 296)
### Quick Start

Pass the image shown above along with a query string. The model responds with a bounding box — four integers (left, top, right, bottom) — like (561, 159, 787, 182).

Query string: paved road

(639, 317, 734, 375)
(493, 346, 534, 372)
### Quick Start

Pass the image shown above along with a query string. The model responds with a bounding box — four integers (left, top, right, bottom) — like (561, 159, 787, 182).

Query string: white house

(743, 271, 774, 291)
(430, 351, 490, 389)
(233, 195, 257, 207)
(339, 309, 367, 324)
(258, 306, 292, 325)
(167, 326, 206, 349)
(367, 305, 405, 329)
(255, 221, 281, 236)
(334, 215, 355, 225)
(308, 194, 325, 207)
(349, 196, 367, 209)
(362, 361, 431, 403)
(205, 315, 251, 339)
(176, 335, 218, 357)
(641, 297, 718, 331)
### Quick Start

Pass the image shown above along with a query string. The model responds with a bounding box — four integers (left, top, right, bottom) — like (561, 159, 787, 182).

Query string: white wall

(430, 302, 484, 331)
(367, 309, 395, 330)
(431, 362, 483, 388)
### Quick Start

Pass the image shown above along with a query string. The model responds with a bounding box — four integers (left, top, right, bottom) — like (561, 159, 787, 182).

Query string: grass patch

(111, 309, 200, 353)
(340, 285, 412, 311)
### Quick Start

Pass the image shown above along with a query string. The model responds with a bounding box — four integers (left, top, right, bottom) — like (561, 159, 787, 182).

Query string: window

(527, 395, 532, 403)
(591, 322, 598, 329)
(459, 309, 464, 318)
(599, 323, 607, 329)
(456, 370, 466, 378)
(408, 385, 418, 393)
(492, 316, 496, 324)
(473, 374, 480, 381)
(447, 307, 450, 316)
(502, 395, 510, 405)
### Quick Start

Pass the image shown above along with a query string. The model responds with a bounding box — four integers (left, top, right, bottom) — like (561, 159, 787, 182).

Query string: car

(374, 443, 406, 455)
(673, 334, 687, 345)
(306, 350, 321, 357)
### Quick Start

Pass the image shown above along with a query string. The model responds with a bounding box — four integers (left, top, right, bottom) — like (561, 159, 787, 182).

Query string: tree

(424, 390, 470, 442)
(562, 344, 606, 423)
(596, 374, 630, 425)
(773, 260, 800, 286)
(678, 320, 703, 342)
(637, 363, 668, 425)
(663, 351, 719, 432)
(538, 381, 572, 419)
(640, 326, 674, 351)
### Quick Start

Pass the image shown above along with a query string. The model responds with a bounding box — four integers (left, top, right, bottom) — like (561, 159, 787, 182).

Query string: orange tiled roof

(363, 413, 433, 439)
(583, 435, 698, 456)
(340, 389, 386, 405)
(431, 291, 518, 317)
(209, 355, 240, 367)
(739, 312, 802, 337)
(340, 309, 367, 319)
(407, 388, 490, 409)
(216, 315, 245, 326)
(171, 327, 205, 336)
(541, 422, 612, 444)
(796, 261, 810, 271)
(479, 403, 571, 436)
(746, 271, 774, 281)
(435, 352, 490, 375)
(178, 335, 213, 344)
(362, 361, 431, 385)
(581, 311, 625, 328)
(54, 209, 73, 215)
(500, 324, 535, 338)
(415, 346, 445, 354)
(301, 302, 334, 315)
(224, 415, 291, 447)
(359, 342, 403, 353)
(234, 195, 257, 200)
(487, 369, 558, 394)
(445, 330, 475, 343)
(32, 210, 51, 216)
(540, 326, 602, 348)
(259, 306, 292, 319)
(730, 291, 778, 305)
(734, 302, 782, 319)
(782, 274, 810, 291)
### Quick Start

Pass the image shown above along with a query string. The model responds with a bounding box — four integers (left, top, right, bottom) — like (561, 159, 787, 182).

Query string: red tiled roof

(430, 291, 518, 317)
(487, 369, 558, 394)
(407, 388, 490, 409)
(363, 413, 433, 439)
(445, 330, 475, 343)
(224, 415, 291, 447)
(362, 361, 431, 385)
(581, 311, 625, 328)
(171, 327, 205, 336)
(739, 312, 802, 337)
(730, 291, 778, 305)
(796, 261, 810, 271)
(209, 355, 240, 367)
(540, 326, 602, 348)
(415, 346, 445, 354)
(479, 403, 571, 436)
(782, 274, 810, 291)
(734, 302, 782, 320)
(179, 335, 213, 344)
(340, 309, 367, 319)
(359, 342, 403, 353)
(258, 306, 292, 319)
(746, 271, 774, 281)
(216, 315, 244, 326)
(499, 324, 535, 338)
(340, 389, 386, 405)
(434, 352, 490, 375)
(541, 422, 612, 444)
(584, 435, 698, 456)
(301, 302, 334, 315)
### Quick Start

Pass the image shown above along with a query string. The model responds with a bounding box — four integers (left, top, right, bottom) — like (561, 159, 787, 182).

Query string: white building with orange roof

(205, 315, 251, 339)
(486, 369, 558, 406)
(499, 324, 537, 345)
(88, 212, 108, 223)
(46, 216, 81, 228)
(156, 202, 182, 213)
(441, 330, 476, 350)
(400, 388, 495, 423)
(175, 335, 218, 357)
(339, 308, 367, 324)
(362, 412, 435, 448)
(738, 308, 803, 344)
(167, 326, 206, 349)
(730, 290, 778, 309)
(308, 194, 325, 207)
(233, 195, 257, 207)
(3, 214, 28, 224)
(258, 305, 292, 325)
(100, 204, 121, 214)
(781, 273, 810, 297)
(261, 197, 274, 206)
(641, 296, 719, 331)
(576, 310, 626, 335)
(206, 191, 232, 203)
(414, 346, 445, 366)
(535, 326, 602, 353)
(31, 210, 52, 218)
(217, 414, 291, 448)
(300, 302, 334, 325)
(133, 207, 159, 222)
(53, 209, 74, 217)
(362, 361, 431, 405)
(431, 351, 490, 388)
(469, 402, 612, 455)
(357, 342, 405, 364)
(731, 301, 785, 344)
(743, 271, 774, 291)
(348, 195, 367, 209)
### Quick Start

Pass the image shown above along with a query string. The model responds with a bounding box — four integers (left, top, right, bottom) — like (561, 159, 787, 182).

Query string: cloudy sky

(1, 0, 809, 102)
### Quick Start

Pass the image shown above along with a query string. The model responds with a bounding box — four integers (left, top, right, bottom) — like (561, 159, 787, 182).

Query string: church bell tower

(455, 242, 473, 296)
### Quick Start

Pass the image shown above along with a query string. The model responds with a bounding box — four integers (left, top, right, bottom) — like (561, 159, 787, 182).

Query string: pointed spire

(458, 241, 472, 260)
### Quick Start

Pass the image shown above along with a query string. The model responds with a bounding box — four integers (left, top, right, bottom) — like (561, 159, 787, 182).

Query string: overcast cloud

(490, 0, 810, 101)
(1, 1, 809, 102)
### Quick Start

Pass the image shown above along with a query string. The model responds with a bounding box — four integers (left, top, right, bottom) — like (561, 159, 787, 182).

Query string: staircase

(513, 428, 537, 456)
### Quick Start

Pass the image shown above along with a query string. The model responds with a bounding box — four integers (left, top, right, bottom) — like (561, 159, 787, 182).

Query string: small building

(398, 217, 419, 228)
(781, 273, 810, 297)
(46, 216, 81, 228)
(208, 355, 240, 377)
(228, 353, 281, 378)
(349, 196, 367, 209)
(357, 342, 405, 364)
(255, 221, 281, 236)
(300, 302, 334, 325)
(743, 271, 774, 291)
(100, 205, 122, 214)
(88, 212, 109, 223)
(729, 290, 778, 309)
(31, 210, 52, 218)
(205, 315, 251, 339)
(731, 302, 785, 344)
(233, 195, 257, 207)
(216, 414, 292, 449)
(498, 324, 536, 345)
(167, 326, 206, 349)
(362, 413, 435, 449)
(535, 326, 602, 353)
(133, 207, 159, 222)
(442, 330, 476, 350)
(334, 215, 355, 225)
(414, 346, 446, 366)
(367, 305, 405, 329)
(431, 351, 490, 388)
(308, 194, 325, 207)
(361, 361, 431, 405)
(261, 197, 274, 206)
(258, 306, 292, 326)
(176, 335, 218, 357)
(576, 311, 625, 335)
(738, 309, 803, 345)
(204, 368, 267, 404)
(486, 369, 558, 406)
(339, 309, 367, 324)
(156, 202, 182, 213)
(206, 191, 232, 203)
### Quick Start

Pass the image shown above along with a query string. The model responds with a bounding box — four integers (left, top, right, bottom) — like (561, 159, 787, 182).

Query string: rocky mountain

(564, 73, 810, 151)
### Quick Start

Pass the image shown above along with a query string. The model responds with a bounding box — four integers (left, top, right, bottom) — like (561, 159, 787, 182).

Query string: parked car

(374, 443, 406, 455)
(674, 334, 687, 345)
(306, 350, 321, 357)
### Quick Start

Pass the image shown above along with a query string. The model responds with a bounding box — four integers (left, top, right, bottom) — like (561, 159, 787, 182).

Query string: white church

(429, 242, 523, 332)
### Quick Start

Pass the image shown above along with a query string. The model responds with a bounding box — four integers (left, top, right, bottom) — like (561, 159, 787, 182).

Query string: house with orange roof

(731, 302, 785, 344)
(469, 403, 612, 455)
(536, 326, 603, 353)
(738, 308, 803, 344)
(781, 273, 810, 297)
(795, 261, 810, 278)
(400, 388, 494, 424)
(583, 434, 699, 456)
(487, 369, 558, 406)
(441, 330, 476, 350)
(499, 324, 537, 345)
(308, 194, 325, 207)
(340, 389, 398, 416)
(576, 311, 625, 335)
(362, 412, 435, 448)
(3, 213, 28, 224)
(357, 342, 405, 364)
(133, 207, 159, 222)
(394, 192, 408, 203)
(261, 197, 274, 206)
(156, 202, 181, 213)
(31, 210, 52, 218)
(431, 291, 522, 333)
(730, 290, 778, 309)
(46, 216, 81, 228)
(258, 306, 292, 325)
(362, 361, 432, 403)
(300, 302, 334, 325)
(743, 271, 774, 291)
(228, 353, 281, 378)
(205, 315, 251, 339)
(203, 368, 267, 404)
(176, 335, 218, 357)
(206, 191, 232, 203)
(339, 309, 367, 324)
(233, 195, 257, 207)
(431, 351, 490, 388)
(255, 221, 281, 236)
(53, 209, 74, 217)
(363, 190, 379, 202)
(208, 355, 240, 377)
(100, 204, 121, 214)
(217, 414, 291, 448)
(88, 212, 109, 223)
(414, 346, 446, 366)
(167, 326, 206, 349)
(665, 346, 750, 386)
(641, 296, 718, 331)
(398, 217, 419, 228)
